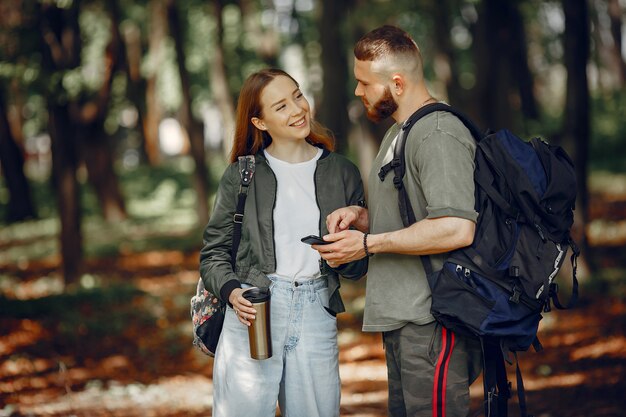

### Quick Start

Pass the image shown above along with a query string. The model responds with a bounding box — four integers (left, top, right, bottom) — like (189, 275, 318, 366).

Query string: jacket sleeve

(330, 161, 368, 280)
(199, 163, 242, 303)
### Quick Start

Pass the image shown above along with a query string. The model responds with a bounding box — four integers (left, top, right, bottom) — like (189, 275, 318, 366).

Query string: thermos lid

(243, 287, 271, 303)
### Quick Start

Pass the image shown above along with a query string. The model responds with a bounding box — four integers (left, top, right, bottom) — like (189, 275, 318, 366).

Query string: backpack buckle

(233, 213, 244, 224)
(549, 282, 559, 296)
(378, 164, 392, 181)
(238, 155, 256, 186)
(392, 176, 403, 190)
(509, 286, 521, 304)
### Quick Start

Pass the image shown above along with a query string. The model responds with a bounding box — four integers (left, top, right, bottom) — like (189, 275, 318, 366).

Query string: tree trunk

(431, 0, 463, 106)
(167, 0, 210, 226)
(563, 0, 592, 273)
(49, 103, 83, 284)
(473, 0, 513, 130)
(473, 0, 536, 130)
(607, 0, 626, 86)
(111, 0, 151, 164)
(39, 1, 84, 284)
(507, 1, 538, 122)
(144, 0, 167, 166)
(210, 0, 236, 158)
(0, 89, 36, 222)
(74, 18, 127, 223)
(318, 0, 351, 153)
(81, 127, 127, 222)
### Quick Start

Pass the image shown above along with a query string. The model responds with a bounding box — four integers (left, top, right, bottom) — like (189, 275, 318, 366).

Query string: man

(317, 25, 481, 416)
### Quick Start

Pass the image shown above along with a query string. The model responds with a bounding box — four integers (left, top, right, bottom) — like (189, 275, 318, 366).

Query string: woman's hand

(229, 288, 256, 326)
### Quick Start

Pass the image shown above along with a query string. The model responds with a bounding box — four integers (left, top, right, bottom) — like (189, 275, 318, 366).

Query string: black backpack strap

(513, 352, 531, 417)
(377, 102, 482, 276)
(546, 238, 580, 311)
(231, 155, 256, 267)
(481, 338, 511, 417)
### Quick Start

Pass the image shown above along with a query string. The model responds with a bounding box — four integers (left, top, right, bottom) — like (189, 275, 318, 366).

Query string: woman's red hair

(229, 68, 335, 163)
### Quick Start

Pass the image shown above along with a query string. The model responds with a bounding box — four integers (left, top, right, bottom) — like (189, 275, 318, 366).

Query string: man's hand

(313, 230, 367, 267)
(325, 205, 369, 234)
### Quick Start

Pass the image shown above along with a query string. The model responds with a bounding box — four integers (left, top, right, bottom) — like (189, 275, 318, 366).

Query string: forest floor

(1, 182, 626, 417)
(1, 251, 625, 417)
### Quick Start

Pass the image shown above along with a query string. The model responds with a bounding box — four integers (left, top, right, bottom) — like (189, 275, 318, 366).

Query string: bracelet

(363, 232, 373, 257)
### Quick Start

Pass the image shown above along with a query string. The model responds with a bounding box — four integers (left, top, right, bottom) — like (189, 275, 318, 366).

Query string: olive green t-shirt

(363, 110, 478, 332)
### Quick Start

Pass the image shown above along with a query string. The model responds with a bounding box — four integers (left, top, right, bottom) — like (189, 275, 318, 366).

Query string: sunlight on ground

(340, 360, 387, 383)
(0, 320, 45, 356)
(7, 363, 389, 417)
(6, 375, 214, 416)
(569, 336, 626, 360)
(0, 275, 64, 299)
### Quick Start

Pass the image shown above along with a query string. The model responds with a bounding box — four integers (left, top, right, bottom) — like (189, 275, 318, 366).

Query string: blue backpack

(379, 103, 580, 417)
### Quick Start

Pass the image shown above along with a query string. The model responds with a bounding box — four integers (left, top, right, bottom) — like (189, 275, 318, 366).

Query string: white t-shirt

(264, 148, 323, 280)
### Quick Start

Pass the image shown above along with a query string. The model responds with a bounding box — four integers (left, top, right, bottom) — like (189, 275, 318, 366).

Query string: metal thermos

(243, 287, 272, 360)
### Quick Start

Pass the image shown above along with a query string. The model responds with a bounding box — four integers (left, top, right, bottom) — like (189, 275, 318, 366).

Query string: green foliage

(583, 268, 626, 301)
(0, 282, 143, 320)
(0, 157, 208, 265)
(0, 276, 185, 363)
(0, 279, 150, 356)
(590, 91, 626, 172)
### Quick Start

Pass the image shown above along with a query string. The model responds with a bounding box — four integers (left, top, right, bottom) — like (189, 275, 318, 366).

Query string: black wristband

(363, 232, 373, 257)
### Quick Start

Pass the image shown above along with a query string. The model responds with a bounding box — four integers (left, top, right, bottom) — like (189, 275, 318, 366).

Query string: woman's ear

(251, 117, 267, 131)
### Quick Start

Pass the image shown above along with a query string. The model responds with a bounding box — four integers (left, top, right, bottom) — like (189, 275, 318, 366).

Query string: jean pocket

(315, 288, 337, 321)
(427, 321, 442, 366)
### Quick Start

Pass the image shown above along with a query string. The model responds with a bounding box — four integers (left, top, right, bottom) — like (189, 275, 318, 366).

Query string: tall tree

(591, 0, 625, 90)
(473, 0, 537, 130)
(563, 0, 592, 270)
(318, 0, 351, 153)
(0, 88, 36, 222)
(39, 2, 83, 284)
(430, 0, 464, 106)
(211, 0, 236, 159)
(167, 0, 210, 226)
(607, 0, 626, 86)
(111, 0, 152, 164)
(76, 3, 127, 223)
(144, 0, 167, 166)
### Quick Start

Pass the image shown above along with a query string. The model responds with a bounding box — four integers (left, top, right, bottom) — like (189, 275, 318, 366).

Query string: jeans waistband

(268, 275, 328, 290)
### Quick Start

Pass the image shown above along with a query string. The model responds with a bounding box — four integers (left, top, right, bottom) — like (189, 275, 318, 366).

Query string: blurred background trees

(0, 0, 625, 284)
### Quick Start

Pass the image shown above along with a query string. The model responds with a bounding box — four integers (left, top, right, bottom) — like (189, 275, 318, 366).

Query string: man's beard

(364, 87, 398, 123)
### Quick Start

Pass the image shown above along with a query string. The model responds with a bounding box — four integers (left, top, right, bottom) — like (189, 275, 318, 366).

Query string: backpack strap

(378, 102, 482, 276)
(231, 155, 256, 267)
(481, 338, 511, 417)
(546, 238, 580, 311)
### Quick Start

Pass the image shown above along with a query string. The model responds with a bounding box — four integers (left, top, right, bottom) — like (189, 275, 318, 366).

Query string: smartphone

(301, 235, 330, 245)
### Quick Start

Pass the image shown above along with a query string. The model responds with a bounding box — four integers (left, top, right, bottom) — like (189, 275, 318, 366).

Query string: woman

(199, 68, 368, 417)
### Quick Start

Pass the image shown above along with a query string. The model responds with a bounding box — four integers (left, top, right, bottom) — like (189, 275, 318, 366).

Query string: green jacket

(199, 148, 368, 314)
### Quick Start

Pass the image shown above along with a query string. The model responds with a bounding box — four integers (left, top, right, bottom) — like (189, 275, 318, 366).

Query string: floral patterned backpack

(191, 155, 256, 356)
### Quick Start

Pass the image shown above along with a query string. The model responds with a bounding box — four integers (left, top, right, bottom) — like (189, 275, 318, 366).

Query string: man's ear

(392, 75, 404, 95)
(251, 117, 267, 131)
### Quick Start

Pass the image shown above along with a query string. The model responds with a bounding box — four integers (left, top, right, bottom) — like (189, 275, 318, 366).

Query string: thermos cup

(243, 287, 272, 360)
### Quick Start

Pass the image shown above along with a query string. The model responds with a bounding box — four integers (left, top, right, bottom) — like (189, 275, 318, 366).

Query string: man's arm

(366, 216, 474, 255)
(319, 216, 475, 265)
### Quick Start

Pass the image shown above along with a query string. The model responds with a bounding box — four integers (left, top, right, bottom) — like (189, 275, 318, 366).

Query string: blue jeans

(212, 276, 340, 417)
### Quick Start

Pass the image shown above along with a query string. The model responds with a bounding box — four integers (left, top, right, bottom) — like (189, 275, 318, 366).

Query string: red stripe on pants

(433, 326, 455, 417)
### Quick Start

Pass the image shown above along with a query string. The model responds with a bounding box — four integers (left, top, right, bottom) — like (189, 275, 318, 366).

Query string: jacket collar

(254, 144, 330, 164)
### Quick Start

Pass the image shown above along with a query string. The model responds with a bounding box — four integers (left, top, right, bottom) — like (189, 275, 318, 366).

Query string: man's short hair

(354, 25, 423, 80)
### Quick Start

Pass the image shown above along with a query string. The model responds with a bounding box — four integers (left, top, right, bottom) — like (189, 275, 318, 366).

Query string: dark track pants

(383, 321, 482, 417)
